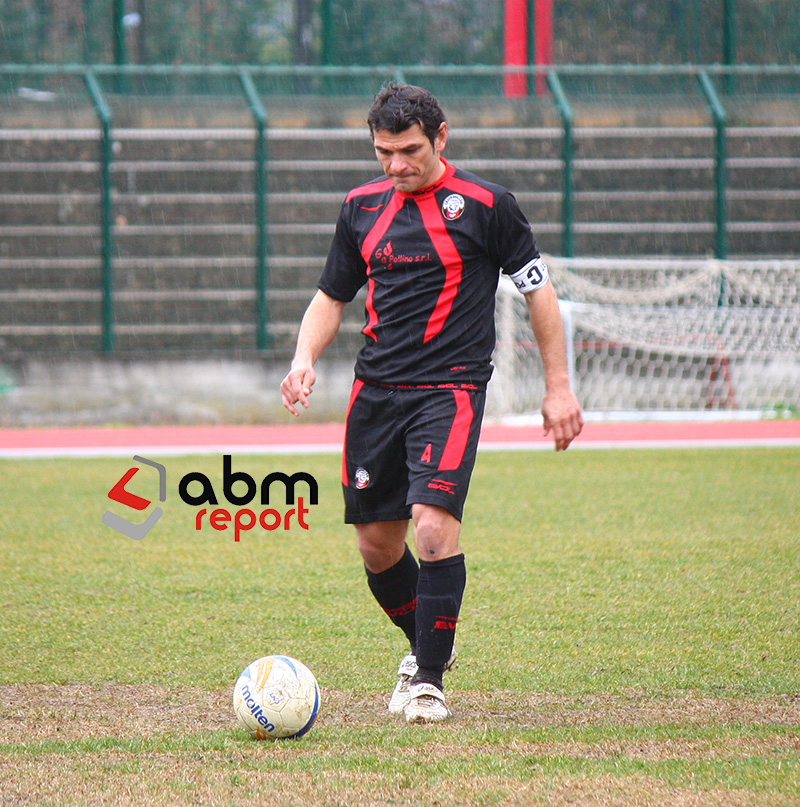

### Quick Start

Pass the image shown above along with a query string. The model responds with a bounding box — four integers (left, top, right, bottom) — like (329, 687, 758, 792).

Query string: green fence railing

(238, 68, 271, 351)
(545, 70, 574, 258)
(697, 70, 729, 262)
(82, 69, 115, 352)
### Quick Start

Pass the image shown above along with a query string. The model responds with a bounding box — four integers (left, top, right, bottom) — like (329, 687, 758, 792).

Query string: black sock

(412, 553, 466, 690)
(365, 544, 419, 652)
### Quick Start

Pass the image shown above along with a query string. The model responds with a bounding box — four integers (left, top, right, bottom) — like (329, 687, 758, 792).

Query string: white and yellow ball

(233, 655, 320, 740)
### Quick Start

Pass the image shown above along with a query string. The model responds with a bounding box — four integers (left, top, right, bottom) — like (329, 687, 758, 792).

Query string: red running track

(1, 418, 799, 457)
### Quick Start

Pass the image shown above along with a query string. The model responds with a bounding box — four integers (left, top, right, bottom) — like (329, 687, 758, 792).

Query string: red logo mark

(420, 444, 433, 464)
(427, 478, 457, 495)
(102, 455, 166, 541)
(433, 615, 458, 630)
(383, 598, 417, 618)
(108, 468, 151, 511)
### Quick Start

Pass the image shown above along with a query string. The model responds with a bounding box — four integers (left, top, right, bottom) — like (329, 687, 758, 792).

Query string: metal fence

(1, 63, 799, 354)
(1, 0, 798, 67)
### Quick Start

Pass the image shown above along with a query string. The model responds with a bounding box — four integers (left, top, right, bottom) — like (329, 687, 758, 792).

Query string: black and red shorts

(341, 379, 486, 524)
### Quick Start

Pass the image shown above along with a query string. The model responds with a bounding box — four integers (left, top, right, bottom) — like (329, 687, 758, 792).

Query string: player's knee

(412, 504, 461, 560)
(358, 536, 393, 572)
(356, 521, 409, 573)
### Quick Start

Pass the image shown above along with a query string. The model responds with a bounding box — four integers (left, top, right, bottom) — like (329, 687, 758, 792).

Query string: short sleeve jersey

(318, 159, 542, 388)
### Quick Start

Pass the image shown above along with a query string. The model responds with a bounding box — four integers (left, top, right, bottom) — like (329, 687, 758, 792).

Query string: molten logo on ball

(233, 655, 320, 740)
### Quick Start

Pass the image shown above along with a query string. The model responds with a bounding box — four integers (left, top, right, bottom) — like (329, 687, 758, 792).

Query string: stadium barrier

(1, 64, 799, 413)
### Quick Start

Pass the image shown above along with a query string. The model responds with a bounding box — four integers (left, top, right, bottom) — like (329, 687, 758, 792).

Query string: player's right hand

(280, 365, 316, 417)
(541, 386, 583, 452)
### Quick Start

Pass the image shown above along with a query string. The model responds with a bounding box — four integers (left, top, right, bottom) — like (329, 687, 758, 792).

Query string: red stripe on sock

(383, 597, 418, 618)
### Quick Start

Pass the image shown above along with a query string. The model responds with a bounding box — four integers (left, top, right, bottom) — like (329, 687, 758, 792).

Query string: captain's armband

(508, 257, 549, 294)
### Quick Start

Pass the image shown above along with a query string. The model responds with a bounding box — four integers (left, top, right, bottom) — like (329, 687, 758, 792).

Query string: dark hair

(367, 83, 447, 147)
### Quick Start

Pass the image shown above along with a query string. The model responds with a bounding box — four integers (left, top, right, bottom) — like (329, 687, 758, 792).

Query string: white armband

(507, 257, 549, 294)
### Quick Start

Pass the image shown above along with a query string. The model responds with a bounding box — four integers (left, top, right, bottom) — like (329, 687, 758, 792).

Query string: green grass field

(1, 447, 798, 806)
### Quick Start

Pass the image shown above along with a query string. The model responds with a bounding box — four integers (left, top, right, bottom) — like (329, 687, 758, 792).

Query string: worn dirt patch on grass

(546, 776, 796, 807)
(1, 685, 797, 807)
(0, 756, 794, 807)
(2, 684, 799, 743)
(449, 689, 800, 729)
(0, 683, 232, 743)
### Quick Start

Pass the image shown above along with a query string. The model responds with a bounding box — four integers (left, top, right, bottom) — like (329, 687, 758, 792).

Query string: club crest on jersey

(354, 467, 371, 490)
(442, 193, 465, 221)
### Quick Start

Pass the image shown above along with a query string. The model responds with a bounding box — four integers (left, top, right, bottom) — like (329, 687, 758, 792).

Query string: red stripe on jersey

(362, 278, 379, 341)
(360, 192, 404, 341)
(342, 379, 365, 486)
(444, 176, 495, 208)
(438, 390, 473, 471)
(416, 196, 464, 344)
(360, 191, 403, 264)
(345, 177, 394, 204)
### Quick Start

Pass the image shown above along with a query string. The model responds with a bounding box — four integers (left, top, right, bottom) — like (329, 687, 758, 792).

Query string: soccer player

(281, 83, 583, 723)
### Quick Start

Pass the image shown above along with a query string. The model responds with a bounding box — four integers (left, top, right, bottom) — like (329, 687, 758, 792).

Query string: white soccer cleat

(387, 650, 457, 716)
(388, 653, 418, 716)
(404, 682, 451, 724)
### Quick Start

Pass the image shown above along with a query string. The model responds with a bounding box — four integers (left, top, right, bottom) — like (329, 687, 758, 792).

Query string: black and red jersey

(318, 159, 541, 388)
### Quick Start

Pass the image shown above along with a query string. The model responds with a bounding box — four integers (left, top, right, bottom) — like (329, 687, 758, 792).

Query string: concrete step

(571, 128, 713, 159)
(19, 126, 798, 164)
(0, 309, 365, 354)
(2, 216, 797, 267)
(0, 131, 100, 162)
(727, 163, 800, 191)
(0, 288, 364, 332)
(570, 190, 800, 223)
(8, 156, 797, 198)
(0, 255, 327, 291)
(726, 128, 800, 159)
(572, 224, 800, 257)
(0, 324, 364, 356)
(571, 159, 800, 192)
(569, 126, 800, 159)
(0, 224, 334, 259)
(0, 191, 347, 226)
(0, 259, 102, 291)
(3, 189, 796, 232)
(571, 227, 716, 256)
(4, 153, 798, 199)
(0, 290, 301, 326)
(0, 126, 566, 161)
(725, 226, 800, 256)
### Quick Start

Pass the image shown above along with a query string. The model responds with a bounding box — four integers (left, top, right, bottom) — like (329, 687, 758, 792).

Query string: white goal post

(490, 257, 800, 418)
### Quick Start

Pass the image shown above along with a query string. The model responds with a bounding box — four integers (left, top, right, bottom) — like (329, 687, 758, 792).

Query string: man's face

(372, 122, 448, 194)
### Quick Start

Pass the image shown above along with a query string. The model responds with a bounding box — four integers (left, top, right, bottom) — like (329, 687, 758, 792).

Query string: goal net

(490, 258, 800, 418)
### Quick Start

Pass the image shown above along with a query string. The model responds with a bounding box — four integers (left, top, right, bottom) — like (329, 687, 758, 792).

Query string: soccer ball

(233, 655, 320, 740)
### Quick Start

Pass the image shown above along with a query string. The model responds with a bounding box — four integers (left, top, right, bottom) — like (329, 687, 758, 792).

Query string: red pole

(534, 0, 553, 95)
(503, 0, 528, 97)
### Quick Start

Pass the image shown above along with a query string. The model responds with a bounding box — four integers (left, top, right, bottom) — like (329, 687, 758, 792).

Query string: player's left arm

(524, 281, 584, 451)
